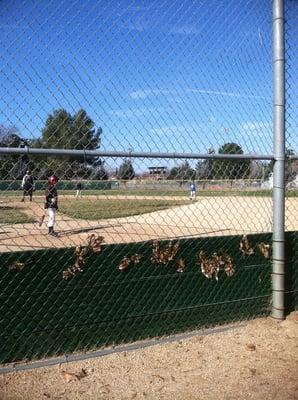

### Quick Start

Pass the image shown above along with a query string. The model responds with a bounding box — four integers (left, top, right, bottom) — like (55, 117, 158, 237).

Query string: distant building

(148, 166, 167, 179)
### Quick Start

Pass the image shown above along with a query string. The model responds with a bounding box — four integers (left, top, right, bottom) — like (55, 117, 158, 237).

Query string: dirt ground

(0, 312, 297, 400)
(0, 195, 297, 252)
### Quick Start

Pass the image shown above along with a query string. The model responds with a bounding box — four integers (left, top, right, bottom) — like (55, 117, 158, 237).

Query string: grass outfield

(59, 198, 191, 220)
(0, 206, 35, 224)
(0, 189, 297, 198)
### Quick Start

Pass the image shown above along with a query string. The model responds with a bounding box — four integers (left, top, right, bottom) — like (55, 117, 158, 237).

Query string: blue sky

(0, 0, 297, 170)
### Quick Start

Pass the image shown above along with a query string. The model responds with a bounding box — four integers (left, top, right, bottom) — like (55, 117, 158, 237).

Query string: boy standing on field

(45, 175, 59, 236)
(75, 180, 82, 199)
(21, 170, 35, 202)
(189, 181, 197, 200)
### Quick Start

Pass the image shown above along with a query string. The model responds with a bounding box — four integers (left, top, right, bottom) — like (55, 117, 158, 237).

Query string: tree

(32, 108, 102, 179)
(40, 108, 101, 150)
(167, 161, 195, 180)
(91, 160, 109, 180)
(117, 159, 135, 180)
(212, 143, 250, 180)
(285, 148, 296, 183)
(195, 148, 216, 181)
(0, 125, 31, 179)
(265, 147, 296, 183)
(195, 160, 215, 180)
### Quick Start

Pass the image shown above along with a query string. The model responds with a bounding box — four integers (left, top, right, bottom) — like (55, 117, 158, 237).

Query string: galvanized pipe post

(272, 0, 286, 320)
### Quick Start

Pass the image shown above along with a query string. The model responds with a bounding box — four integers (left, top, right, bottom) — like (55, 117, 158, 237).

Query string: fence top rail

(0, 147, 276, 161)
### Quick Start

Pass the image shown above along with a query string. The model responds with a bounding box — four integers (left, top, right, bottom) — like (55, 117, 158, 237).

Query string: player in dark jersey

(44, 175, 59, 236)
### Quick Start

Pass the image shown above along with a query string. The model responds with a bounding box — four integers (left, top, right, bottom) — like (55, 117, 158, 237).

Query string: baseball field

(0, 191, 297, 252)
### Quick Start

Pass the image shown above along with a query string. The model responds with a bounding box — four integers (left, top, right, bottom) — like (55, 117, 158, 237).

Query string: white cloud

(110, 106, 163, 118)
(129, 89, 171, 99)
(150, 123, 205, 136)
(129, 90, 152, 100)
(186, 88, 269, 100)
(187, 88, 240, 97)
(241, 121, 272, 131)
(150, 125, 187, 135)
(129, 87, 268, 101)
(170, 25, 200, 35)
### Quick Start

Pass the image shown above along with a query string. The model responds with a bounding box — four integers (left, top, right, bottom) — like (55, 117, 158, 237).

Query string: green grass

(59, 198, 191, 220)
(59, 189, 277, 197)
(1, 188, 297, 198)
(0, 206, 35, 224)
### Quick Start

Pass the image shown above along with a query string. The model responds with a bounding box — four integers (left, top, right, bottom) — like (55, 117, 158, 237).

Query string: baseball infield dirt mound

(0, 196, 297, 252)
(1, 312, 297, 400)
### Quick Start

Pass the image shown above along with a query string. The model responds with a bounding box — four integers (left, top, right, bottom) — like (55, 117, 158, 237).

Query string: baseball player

(21, 170, 35, 202)
(75, 180, 83, 199)
(44, 175, 59, 236)
(189, 181, 197, 200)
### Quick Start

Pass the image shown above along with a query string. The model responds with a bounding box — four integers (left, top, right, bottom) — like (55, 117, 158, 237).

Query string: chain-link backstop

(0, 0, 297, 365)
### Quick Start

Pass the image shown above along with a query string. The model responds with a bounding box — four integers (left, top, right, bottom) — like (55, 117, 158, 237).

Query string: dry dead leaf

(63, 235, 104, 279)
(245, 343, 256, 351)
(258, 242, 271, 259)
(197, 251, 235, 280)
(61, 369, 87, 382)
(240, 235, 254, 255)
(151, 374, 165, 381)
(176, 257, 186, 273)
(197, 251, 219, 280)
(62, 270, 74, 280)
(61, 371, 80, 382)
(119, 256, 131, 271)
(151, 240, 180, 264)
(87, 234, 104, 253)
(130, 254, 142, 264)
(9, 261, 25, 271)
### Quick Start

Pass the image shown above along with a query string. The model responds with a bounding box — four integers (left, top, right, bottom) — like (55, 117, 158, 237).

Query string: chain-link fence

(284, 0, 298, 321)
(0, 0, 297, 364)
(285, 0, 298, 231)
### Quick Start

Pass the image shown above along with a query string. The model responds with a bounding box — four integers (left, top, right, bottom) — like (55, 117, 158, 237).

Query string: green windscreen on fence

(285, 231, 298, 311)
(0, 180, 114, 191)
(0, 232, 297, 364)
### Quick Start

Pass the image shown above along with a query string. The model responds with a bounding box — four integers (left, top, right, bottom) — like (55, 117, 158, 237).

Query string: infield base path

(0, 196, 297, 252)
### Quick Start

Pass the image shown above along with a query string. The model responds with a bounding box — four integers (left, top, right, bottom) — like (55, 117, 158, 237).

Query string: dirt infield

(1, 312, 297, 400)
(0, 195, 297, 252)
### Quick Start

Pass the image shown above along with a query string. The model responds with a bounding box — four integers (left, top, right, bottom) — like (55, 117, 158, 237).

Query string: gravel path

(1, 312, 297, 400)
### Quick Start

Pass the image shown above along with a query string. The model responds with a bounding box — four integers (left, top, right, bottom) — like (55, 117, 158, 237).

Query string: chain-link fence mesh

(285, 0, 298, 229)
(284, 0, 298, 320)
(0, 0, 297, 364)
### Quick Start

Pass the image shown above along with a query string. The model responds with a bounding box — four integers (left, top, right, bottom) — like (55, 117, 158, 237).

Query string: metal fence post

(272, 0, 286, 320)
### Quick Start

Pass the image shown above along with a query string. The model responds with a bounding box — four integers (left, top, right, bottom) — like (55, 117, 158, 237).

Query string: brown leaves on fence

(151, 240, 180, 265)
(240, 235, 271, 260)
(221, 252, 235, 277)
(239, 235, 254, 255)
(257, 242, 271, 259)
(119, 254, 142, 272)
(197, 251, 220, 280)
(63, 234, 104, 280)
(176, 258, 186, 273)
(197, 251, 235, 281)
(8, 261, 25, 271)
(87, 233, 104, 253)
